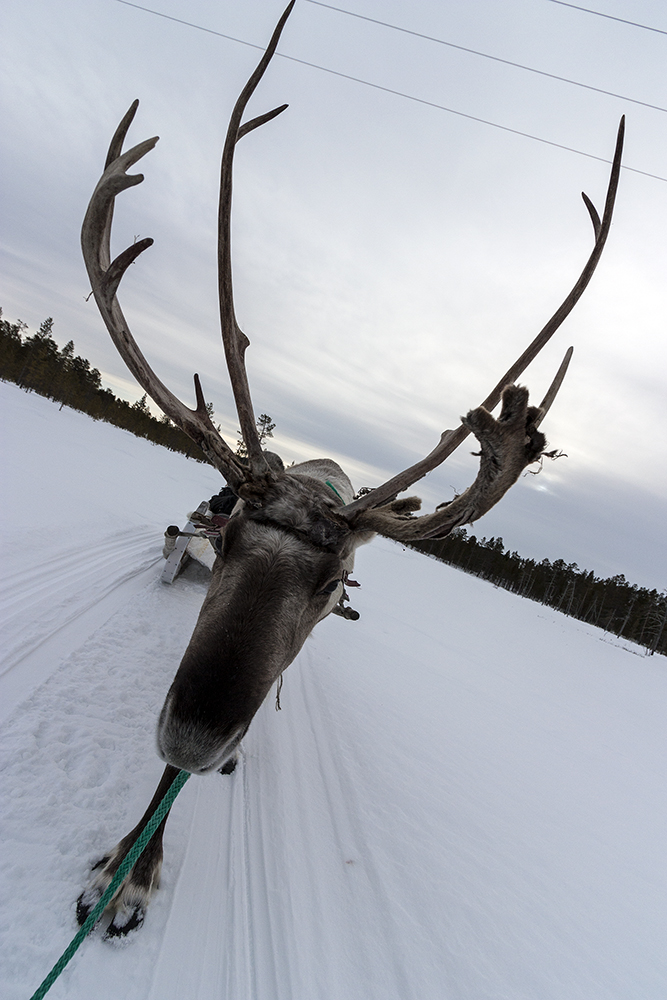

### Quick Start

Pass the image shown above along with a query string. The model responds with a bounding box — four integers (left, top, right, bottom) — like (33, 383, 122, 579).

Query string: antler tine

(97, 99, 140, 276)
(218, 0, 296, 479)
(535, 345, 573, 427)
(342, 116, 624, 520)
(82, 106, 247, 490)
(476, 116, 624, 413)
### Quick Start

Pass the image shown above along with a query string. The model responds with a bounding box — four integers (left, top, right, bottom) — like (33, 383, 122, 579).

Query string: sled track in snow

(0, 527, 160, 677)
(3, 520, 667, 998)
(0, 529, 164, 724)
(144, 634, 418, 1000)
(298, 654, 413, 998)
(84, 568, 421, 1000)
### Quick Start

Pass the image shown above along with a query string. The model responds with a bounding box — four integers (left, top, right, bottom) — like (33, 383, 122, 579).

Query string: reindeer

(76, 0, 623, 937)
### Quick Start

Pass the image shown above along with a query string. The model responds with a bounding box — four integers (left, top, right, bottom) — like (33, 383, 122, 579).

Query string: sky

(1, 0, 666, 591)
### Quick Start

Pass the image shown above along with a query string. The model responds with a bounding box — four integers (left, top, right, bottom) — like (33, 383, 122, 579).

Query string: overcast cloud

(1, 0, 665, 591)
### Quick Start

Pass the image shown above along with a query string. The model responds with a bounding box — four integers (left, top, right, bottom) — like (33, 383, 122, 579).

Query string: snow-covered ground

(2, 381, 666, 1000)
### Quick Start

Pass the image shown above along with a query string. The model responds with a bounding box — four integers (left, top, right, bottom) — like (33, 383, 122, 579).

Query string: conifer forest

(410, 532, 666, 657)
(0, 310, 209, 463)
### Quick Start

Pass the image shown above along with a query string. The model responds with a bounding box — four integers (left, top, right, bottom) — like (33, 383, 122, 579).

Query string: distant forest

(409, 532, 666, 658)
(3, 310, 664, 658)
(0, 310, 210, 463)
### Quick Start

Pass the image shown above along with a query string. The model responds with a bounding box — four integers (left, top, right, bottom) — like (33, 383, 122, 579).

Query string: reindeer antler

(342, 118, 624, 538)
(83, 2, 622, 535)
(217, 0, 295, 479)
(82, 2, 297, 489)
(81, 102, 247, 488)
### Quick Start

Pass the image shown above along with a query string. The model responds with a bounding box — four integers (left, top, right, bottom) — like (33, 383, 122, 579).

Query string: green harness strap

(325, 479, 345, 504)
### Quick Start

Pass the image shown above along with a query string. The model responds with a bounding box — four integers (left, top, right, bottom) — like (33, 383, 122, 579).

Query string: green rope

(29, 768, 191, 1000)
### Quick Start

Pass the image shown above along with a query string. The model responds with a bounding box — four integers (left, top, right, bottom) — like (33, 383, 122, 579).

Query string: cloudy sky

(2, 0, 666, 591)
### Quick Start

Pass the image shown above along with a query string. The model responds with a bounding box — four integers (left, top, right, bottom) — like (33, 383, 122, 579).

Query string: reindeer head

(157, 469, 365, 773)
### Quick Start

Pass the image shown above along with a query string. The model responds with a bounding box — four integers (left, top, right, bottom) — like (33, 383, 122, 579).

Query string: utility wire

(113, 0, 667, 184)
(544, 0, 667, 38)
(306, 0, 667, 116)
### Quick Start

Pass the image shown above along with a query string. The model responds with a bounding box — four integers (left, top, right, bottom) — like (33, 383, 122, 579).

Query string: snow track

(0, 381, 220, 722)
(3, 384, 667, 999)
(142, 615, 419, 1000)
(0, 528, 161, 722)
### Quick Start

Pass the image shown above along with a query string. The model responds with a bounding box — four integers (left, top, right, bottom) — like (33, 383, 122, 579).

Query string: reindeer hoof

(104, 905, 145, 939)
(76, 886, 102, 926)
(76, 839, 162, 939)
(218, 754, 238, 775)
(77, 877, 146, 939)
(331, 604, 360, 620)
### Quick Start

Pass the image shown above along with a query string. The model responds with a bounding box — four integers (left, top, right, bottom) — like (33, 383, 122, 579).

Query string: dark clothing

(209, 486, 238, 518)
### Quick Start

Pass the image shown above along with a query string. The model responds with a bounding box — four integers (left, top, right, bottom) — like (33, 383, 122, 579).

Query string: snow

(2, 380, 667, 1000)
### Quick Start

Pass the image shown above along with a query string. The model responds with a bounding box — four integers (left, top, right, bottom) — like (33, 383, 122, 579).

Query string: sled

(161, 501, 216, 584)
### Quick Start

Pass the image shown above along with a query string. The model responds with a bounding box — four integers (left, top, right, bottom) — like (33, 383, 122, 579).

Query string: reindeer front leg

(76, 764, 179, 939)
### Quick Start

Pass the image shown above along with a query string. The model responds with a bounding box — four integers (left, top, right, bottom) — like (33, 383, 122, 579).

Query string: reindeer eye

(320, 578, 341, 596)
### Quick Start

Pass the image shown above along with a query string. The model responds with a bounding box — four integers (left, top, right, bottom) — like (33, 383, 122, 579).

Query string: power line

(544, 0, 667, 38)
(113, 0, 667, 184)
(114, 1, 276, 52)
(306, 0, 667, 116)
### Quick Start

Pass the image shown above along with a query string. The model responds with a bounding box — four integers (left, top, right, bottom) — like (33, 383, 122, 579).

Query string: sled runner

(160, 501, 215, 584)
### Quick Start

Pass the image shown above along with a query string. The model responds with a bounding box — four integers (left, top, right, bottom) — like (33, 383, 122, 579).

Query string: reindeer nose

(156, 696, 244, 774)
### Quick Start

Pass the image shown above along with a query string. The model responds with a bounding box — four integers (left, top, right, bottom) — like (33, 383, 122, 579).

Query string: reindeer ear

(263, 451, 285, 473)
(349, 495, 421, 534)
(386, 496, 422, 514)
(237, 481, 272, 507)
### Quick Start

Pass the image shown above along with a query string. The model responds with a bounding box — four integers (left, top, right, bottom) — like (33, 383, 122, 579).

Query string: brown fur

(77, 461, 371, 936)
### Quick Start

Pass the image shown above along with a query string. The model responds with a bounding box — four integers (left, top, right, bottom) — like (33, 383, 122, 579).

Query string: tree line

(3, 310, 662, 655)
(409, 530, 666, 657)
(0, 309, 211, 462)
